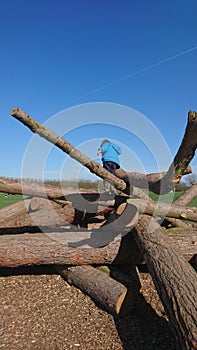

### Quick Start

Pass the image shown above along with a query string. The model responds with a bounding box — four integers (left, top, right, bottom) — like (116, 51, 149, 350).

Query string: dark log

(0, 231, 143, 267)
(162, 217, 191, 229)
(56, 264, 141, 316)
(115, 111, 197, 194)
(115, 167, 192, 193)
(132, 215, 197, 350)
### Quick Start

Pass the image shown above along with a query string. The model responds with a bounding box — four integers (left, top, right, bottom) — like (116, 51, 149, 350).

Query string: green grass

(0, 192, 24, 209)
(148, 191, 197, 206)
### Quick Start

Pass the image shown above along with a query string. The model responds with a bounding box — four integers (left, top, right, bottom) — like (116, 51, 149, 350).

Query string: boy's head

(100, 139, 110, 147)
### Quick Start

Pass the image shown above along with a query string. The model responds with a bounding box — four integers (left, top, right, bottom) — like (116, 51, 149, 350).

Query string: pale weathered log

(0, 198, 75, 229)
(10, 108, 128, 193)
(132, 215, 197, 350)
(0, 177, 97, 201)
(56, 264, 140, 316)
(126, 197, 197, 222)
(174, 183, 197, 206)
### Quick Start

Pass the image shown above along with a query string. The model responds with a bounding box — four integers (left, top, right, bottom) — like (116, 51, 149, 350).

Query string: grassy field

(148, 191, 197, 207)
(0, 192, 24, 209)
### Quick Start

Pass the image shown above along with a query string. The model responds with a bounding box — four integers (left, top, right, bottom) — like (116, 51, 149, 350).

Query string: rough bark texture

(132, 215, 197, 350)
(56, 264, 140, 316)
(0, 231, 143, 267)
(0, 225, 195, 267)
(166, 227, 197, 264)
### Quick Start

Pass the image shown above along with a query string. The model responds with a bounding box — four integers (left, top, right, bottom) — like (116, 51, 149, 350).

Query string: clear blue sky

(1, 0, 197, 181)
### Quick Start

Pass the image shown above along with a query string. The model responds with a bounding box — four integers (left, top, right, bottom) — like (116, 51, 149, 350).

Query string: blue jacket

(99, 141, 122, 166)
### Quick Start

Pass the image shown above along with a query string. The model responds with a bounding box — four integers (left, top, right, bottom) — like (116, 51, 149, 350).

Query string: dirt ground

(0, 265, 177, 350)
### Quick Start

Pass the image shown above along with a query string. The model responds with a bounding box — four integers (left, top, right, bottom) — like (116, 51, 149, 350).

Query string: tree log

(115, 167, 192, 194)
(0, 231, 143, 267)
(126, 197, 197, 222)
(56, 264, 141, 316)
(10, 108, 128, 193)
(115, 111, 197, 194)
(166, 227, 197, 264)
(0, 223, 196, 267)
(132, 215, 197, 350)
(174, 183, 197, 206)
(0, 198, 76, 230)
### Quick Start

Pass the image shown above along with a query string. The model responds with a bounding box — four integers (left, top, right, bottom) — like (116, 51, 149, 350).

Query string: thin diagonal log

(10, 108, 128, 193)
(132, 215, 197, 350)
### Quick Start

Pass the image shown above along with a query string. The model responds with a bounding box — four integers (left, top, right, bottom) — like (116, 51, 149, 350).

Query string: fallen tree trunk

(0, 224, 196, 267)
(0, 177, 98, 201)
(56, 264, 141, 316)
(0, 198, 75, 229)
(0, 231, 143, 267)
(132, 215, 197, 350)
(125, 197, 197, 222)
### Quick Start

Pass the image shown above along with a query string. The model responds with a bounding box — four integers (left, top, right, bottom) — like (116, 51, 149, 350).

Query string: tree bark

(0, 198, 75, 230)
(166, 227, 197, 264)
(0, 231, 143, 267)
(132, 215, 197, 350)
(56, 264, 140, 316)
(0, 225, 196, 267)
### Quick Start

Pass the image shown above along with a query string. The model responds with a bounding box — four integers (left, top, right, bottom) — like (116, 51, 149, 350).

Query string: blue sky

(0, 0, 197, 181)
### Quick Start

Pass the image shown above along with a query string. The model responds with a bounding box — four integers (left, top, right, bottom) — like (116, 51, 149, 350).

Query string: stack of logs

(0, 108, 196, 349)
